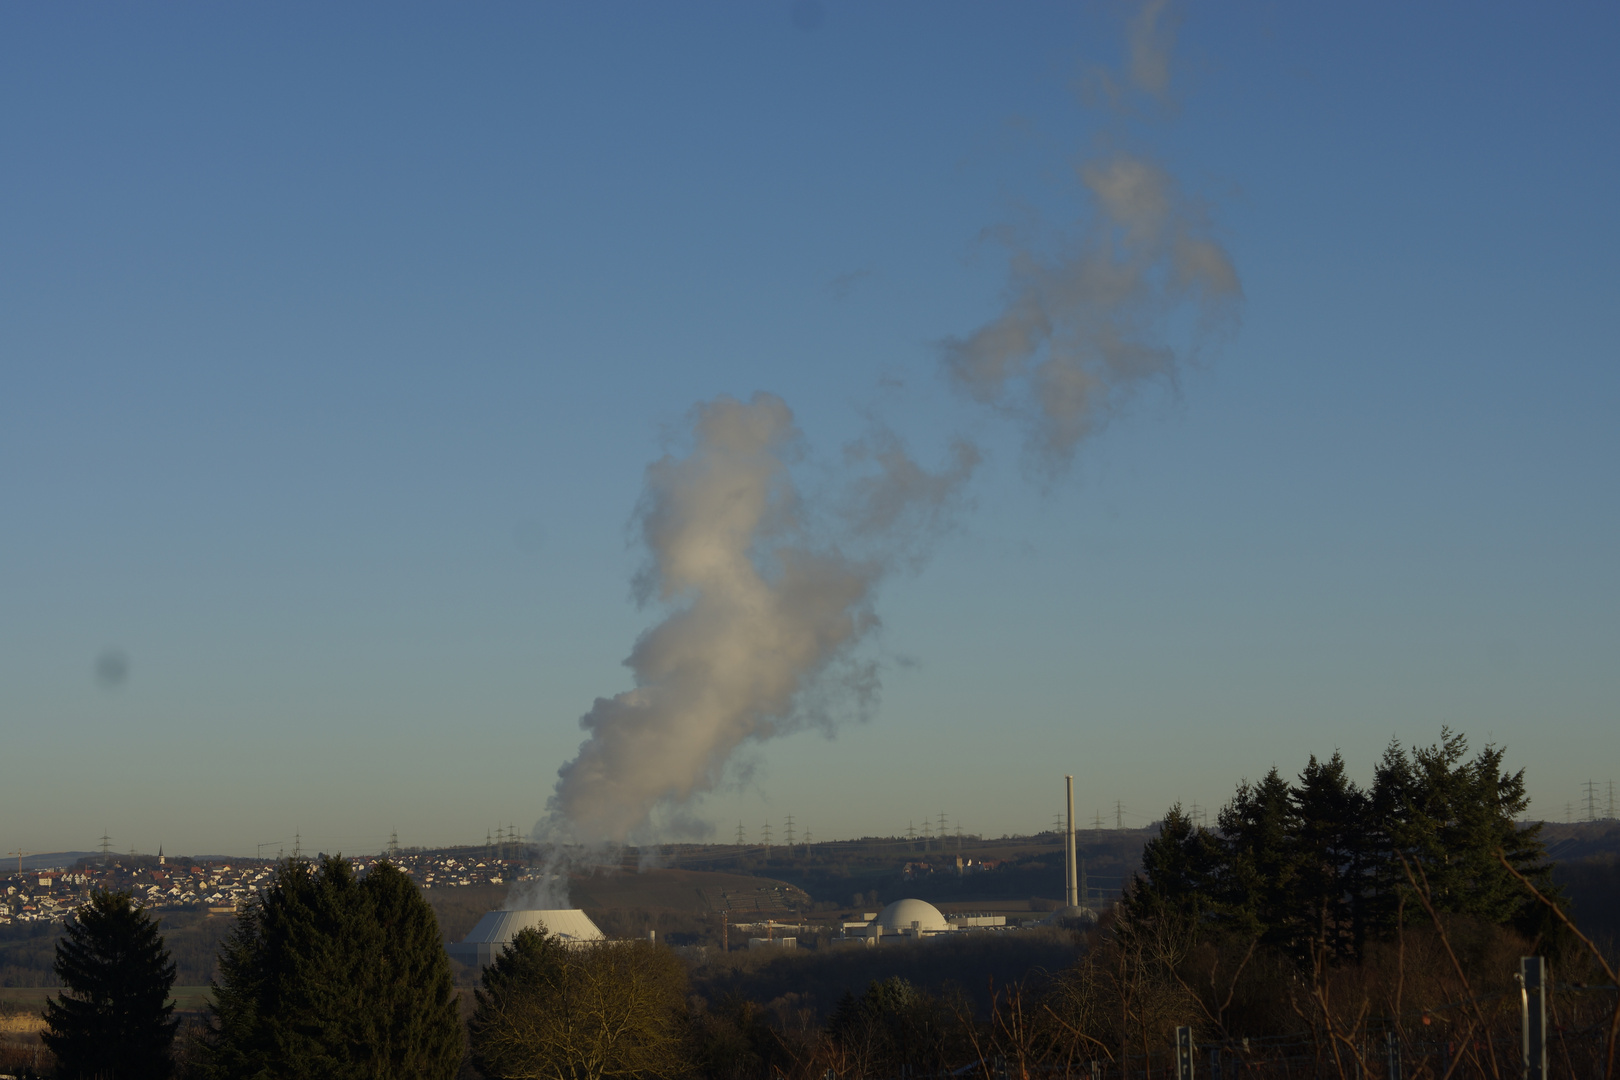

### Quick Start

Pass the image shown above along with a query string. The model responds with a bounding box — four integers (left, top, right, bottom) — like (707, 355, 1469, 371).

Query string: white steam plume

(949, 0, 1240, 468)
(527, 394, 973, 869)
(1125, 0, 1181, 104)
(942, 152, 1239, 469)
(1087, 0, 1183, 112)
(515, 2, 1234, 905)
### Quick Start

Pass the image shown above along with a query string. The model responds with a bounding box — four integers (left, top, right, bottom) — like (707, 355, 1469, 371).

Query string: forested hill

(1539, 820, 1620, 862)
(1541, 821, 1620, 952)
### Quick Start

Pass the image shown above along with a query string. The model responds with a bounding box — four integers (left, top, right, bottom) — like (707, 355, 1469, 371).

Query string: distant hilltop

(12, 852, 98, 872)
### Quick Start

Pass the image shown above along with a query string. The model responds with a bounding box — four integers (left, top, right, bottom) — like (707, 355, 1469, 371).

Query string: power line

(735, 820, 745, 847)
(784, 815, 795, 846)
(1584, 780, 1600, 823)
(1116, 801, 1129, 880)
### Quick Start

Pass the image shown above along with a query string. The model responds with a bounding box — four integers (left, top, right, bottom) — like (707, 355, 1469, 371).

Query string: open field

(690, 926, 1083, 1020)
(0, 985, 213, 1012)
(573, 866, 811, 913)
(659, 832, 1137, 911)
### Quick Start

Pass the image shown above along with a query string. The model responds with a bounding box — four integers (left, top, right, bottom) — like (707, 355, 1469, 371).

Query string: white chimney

(1065, 775, 1078, 908)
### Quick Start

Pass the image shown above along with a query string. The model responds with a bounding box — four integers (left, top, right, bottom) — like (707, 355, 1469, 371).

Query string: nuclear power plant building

(838, 898, 1006, 943)
(447, 908, 606, 968)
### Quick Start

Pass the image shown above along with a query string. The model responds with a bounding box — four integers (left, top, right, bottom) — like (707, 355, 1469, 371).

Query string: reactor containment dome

(874, 898, 950, 934)
(447, 909, 605, 969)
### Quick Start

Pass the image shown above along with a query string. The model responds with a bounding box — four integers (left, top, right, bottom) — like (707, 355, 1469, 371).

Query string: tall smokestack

(1065, 775, 1078, 909)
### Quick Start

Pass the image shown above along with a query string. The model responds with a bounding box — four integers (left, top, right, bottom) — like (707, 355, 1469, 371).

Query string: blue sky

(3, 2, 1617, 856)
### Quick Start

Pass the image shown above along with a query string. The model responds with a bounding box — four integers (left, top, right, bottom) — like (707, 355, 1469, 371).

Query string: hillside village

(1, 849, 524, 926)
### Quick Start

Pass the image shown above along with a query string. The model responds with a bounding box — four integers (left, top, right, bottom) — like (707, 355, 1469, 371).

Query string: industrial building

(447, 908, 605, 968)
(837, 898, 1006, 944)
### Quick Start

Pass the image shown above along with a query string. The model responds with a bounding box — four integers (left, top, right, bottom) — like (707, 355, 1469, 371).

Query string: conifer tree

(1290, 752, 1370, 960)
(823, 976, 963, 1076)
(468, 927, 689, 1080)
(1129, 733, 1558, 964)
(1369, 728, 1558, 938)
(467, 926, 569, 1080)
(1218, 767, 1300, 949)
(203, 855, 462, 1080)
(42, 889, 179, 1080)
(1119, 804, 1226, 931)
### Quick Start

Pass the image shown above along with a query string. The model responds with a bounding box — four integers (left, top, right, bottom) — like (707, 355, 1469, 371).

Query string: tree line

(1068, 730, 1619, 1071)
(1121, 728, 1560, 963)
(29, 731, 1618, 1079)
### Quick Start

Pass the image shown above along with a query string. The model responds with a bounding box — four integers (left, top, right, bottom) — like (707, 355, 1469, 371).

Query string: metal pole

(1176, 1026, 1195, 1080)
(1066, 775, 1078, 908)
(1521, 956, 1547, 1080)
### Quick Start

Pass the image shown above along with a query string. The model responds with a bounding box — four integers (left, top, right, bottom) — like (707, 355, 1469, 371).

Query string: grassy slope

(423, 867, 815, 946)
(688, 927, 1083, 1020)
(0, 985, 213, 1010)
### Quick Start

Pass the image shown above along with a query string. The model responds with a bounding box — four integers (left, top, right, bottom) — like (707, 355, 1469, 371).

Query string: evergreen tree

(467, 926, 569, 1080)
(42, 889, 179, 1080)
(203, 855, 462, 1080)
(1120, 805, 1227, 932)
(1290, 753, 1369, 960)
(1370, 729, 1559, 938)
(823, 976, 963, 1076)
(1133, 734, 1558, 966)
(1218, 767, 1300, 950)
(1365, 737, 1420, 935)
(468, 927, 689, 1080)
